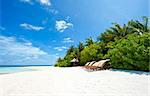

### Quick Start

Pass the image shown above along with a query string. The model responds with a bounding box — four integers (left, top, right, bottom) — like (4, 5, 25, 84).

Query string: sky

(0, 0, 149, 65)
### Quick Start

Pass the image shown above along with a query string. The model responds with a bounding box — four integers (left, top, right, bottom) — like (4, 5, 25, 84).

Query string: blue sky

(0, 0, 149, 65)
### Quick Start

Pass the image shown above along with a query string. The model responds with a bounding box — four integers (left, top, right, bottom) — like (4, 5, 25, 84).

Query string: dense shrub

(108, 33, 150, 71)
(80, 44, 103, 65)
(55, 59, 72, 67)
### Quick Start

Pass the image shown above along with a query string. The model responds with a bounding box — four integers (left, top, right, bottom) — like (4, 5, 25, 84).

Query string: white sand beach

(0, 67, 149, 96)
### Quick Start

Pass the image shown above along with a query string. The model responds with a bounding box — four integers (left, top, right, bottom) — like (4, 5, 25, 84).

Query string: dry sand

(0, 67, 149, 96)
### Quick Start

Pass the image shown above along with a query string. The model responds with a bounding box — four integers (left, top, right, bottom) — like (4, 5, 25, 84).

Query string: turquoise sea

(0, 65, 51, 74)
(0, 67, 35, 74)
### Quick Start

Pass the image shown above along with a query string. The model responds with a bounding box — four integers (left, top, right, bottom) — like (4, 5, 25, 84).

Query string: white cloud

(20, 0, 33, 4)
(63, 37, 74, 43)
(55, 20, 73, 32)
(48, 9, 58, 14)
(0, 35, 56, 65)
(20, 0, 58, 14)
(65, 16, 70, 21)
(20, 0, 51, 6)
(39, 0, 51, 6)
(24, 42, 32, 46)
(54, 46, 68, 51)
(20, 23, 44, 31)
(55, 53, 59, 56)
(0, 26, 5, 31)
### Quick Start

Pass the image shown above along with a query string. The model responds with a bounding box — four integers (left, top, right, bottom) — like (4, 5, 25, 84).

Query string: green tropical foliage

(55, 17, 150, 71)
(55, 59, 71, 67)
(80, 43, 103, 65)
(85, 37, 94, 46)
(78, 42, 84, 52)
(108, 33, 150, 71)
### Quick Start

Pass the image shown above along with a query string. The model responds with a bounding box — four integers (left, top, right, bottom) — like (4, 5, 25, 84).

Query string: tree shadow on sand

(110, 69, 150, 75)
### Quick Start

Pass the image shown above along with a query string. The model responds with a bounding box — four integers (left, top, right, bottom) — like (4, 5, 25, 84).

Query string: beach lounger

(83, 59, 110, 71)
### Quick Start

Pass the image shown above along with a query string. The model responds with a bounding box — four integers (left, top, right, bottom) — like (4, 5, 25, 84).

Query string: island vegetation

(55, 16, 150, 71)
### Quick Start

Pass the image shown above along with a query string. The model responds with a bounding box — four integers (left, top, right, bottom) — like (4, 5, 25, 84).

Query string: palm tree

(128, 16, 149, 35)
(85, 37, 94, 46)
(110, 23, 122, 37)
(110, 23, 132, 38)
(57, 57, 62, 62)
(97, 29, 116, 43)
(98, 23, 127, 42)
(142, 16, 149, 32)
(66, 46, 75, 56)
(78, 42, 84, 52)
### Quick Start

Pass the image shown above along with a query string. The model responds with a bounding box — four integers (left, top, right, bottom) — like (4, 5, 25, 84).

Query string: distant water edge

(0, 65, 52, 74)
(0, 65, 52, 67)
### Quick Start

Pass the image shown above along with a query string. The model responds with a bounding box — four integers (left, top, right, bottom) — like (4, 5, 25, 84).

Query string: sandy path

(0, 67, 149, 96)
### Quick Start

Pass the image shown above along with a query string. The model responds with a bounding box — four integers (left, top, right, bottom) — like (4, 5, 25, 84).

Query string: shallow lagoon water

(0, 67, 35, 74)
